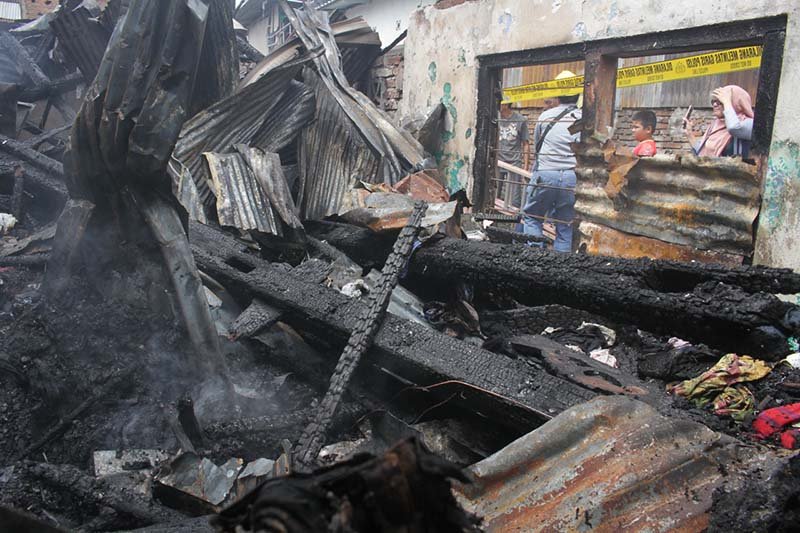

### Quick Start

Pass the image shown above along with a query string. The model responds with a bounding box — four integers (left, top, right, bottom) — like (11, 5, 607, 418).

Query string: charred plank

(0, 134, 65, 177)
(293, 201, 428, 469)
(189, 222, 597, 430)
(43, 199, 95, 297)
(305, 224, 798, 358)
(308, 221, 800, 295)
(228, 298, 283, 340)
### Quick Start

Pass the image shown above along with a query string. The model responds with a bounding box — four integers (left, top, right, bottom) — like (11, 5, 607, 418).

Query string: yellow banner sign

(502, 46, 762, 103)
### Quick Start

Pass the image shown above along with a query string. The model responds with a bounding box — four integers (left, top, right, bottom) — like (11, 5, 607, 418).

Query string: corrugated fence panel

(574, 144, 760, 254)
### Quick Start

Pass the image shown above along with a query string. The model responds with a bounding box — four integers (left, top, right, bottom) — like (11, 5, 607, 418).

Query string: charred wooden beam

(177, 397, 205, 450)
(0, 33, 76, 123)
(22, 125, 71, 150)
(23, 462, 184, 527)
(0, 254, 50, 267)
(228, 298, 283, 340)
(308, 221, 800, 295)
(481, 305, 616, 340)
(485, 225, 551, 245)
(10, 166, 24, 218)
(43, 199, 95, 297)
(305, 223, 798, 358)
(0, 157, 68, 202)
(16, 73, 83, 103)
(0, 134, 65, 177)
(293, 202, 428, 469)
(189, 222, 598, 429)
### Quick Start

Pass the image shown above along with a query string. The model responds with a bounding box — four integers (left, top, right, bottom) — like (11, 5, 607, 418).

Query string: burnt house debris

(1, 1, 800, 532)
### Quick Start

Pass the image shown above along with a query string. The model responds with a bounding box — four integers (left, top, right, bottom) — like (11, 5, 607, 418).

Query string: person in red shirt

(631, 110, 657, 157)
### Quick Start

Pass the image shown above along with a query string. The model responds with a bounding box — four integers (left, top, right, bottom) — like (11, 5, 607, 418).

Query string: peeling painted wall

(401, 0, 800, 270)
(345, 0, 436, 47)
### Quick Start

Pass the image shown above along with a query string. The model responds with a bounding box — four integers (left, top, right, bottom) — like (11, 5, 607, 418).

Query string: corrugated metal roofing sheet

(0, 2, 22, 21)
(50, 4, 110, 82)
(455, 396, 779, 532)
(171, 61, 303, 213)
(575, 143, 760, 255)
(299, 67, 381, 220)
(205, 151, 281, 234)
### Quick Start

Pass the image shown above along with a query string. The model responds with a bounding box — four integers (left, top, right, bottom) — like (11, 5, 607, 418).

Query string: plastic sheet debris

(588, 347, 618, 368)
(0, 213, 16, 234)
(785, 352, 800, 369)
(669, 336, 692, 349)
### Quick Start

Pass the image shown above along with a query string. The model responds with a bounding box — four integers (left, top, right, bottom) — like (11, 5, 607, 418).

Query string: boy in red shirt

(631, 110, 657, 157)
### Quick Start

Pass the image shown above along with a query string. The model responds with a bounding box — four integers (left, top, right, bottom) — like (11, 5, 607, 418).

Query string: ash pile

(1, 1, 799, 532)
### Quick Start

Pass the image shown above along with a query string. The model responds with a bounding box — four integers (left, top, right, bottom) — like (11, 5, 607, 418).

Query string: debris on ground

(0, 0, 799, 531)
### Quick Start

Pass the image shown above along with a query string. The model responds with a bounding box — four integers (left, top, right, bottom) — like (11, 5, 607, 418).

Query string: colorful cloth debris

(711, 386, 755, 422)
(668, 354, 771, 420)
(780, 428, 800, 450)
(753, 403, 800, 439)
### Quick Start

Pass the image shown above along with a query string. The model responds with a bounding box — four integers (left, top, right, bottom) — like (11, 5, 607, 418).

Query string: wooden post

(582, 50, 618, 139)
(43, 199, 95, 296)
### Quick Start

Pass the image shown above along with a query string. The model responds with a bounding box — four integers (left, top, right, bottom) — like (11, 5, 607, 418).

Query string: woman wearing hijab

(684, 85, 754, 158)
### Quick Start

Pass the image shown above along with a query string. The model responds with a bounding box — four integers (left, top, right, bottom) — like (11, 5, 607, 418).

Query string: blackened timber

(0, 134, 65, 177)
(306, 221, 800, 295)
(294, 202, 428, 469)
(304, 225, 797, 357)
(228, 298, 282, 340)
(404, 238, 793, 357)
(43, 199, 94, 297)
(481, 305, 616, 340)
(1, 157, 68, 200)
(10, 166, 23, 217)
(16, 72, 83, 103)
(189, 223, 597, 428)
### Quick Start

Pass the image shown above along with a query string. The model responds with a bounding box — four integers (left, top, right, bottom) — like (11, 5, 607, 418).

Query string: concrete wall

(345, 0, 436, 47)
(246, 17, 271, 55)
(400, 0, 800, 270)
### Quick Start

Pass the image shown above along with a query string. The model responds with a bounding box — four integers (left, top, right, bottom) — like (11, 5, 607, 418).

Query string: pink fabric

(698, 85, 754, 157)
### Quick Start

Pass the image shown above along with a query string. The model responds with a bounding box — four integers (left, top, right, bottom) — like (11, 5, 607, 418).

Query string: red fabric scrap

(780, 429, 800, 450)
(753, 403, 800, 448)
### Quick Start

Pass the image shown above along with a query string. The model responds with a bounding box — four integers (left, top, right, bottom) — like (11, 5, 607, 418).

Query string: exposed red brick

(519, 106, 715, 156)
(22, 0, 109, 18)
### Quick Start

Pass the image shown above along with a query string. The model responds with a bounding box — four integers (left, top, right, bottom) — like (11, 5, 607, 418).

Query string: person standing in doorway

(497, 102, 530, 208)
(522, 70, 582, 252)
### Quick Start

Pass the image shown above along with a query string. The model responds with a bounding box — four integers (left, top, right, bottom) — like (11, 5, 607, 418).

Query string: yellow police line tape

(502, 46, 762, 103)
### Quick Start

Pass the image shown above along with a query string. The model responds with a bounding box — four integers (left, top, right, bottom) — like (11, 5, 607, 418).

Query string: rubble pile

(1, 1, 799, 532)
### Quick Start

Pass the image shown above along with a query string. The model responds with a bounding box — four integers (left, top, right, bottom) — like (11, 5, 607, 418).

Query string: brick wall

(368, 46, 404, 118)
(516, 106, 716, 156)
(613, 107, 715, 155)
(22, 0, 109, 18)
(22, 0, 58, 18)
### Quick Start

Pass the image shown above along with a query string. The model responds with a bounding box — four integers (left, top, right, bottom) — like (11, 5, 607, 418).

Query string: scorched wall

(400, 0, 800, 271)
